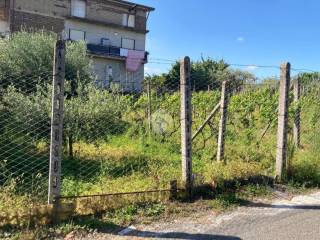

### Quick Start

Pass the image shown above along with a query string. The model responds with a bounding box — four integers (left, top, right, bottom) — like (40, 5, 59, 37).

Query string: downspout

(146, 11, 150, 21)
(8, 0, 15, 32)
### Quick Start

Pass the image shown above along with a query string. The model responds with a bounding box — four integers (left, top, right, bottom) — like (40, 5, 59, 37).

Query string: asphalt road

(117, 191, 320, 240)
(204, 193, 320, 240)
(79, 191, 320, 240)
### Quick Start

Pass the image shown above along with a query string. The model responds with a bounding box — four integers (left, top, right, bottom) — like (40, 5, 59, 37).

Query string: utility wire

(147, 59, 320, 74)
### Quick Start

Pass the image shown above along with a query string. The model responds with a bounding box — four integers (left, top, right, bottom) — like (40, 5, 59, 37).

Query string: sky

(135, 0, 320, 78)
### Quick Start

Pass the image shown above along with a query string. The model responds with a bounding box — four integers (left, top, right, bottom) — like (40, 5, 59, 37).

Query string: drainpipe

(8, 0, 15, 32)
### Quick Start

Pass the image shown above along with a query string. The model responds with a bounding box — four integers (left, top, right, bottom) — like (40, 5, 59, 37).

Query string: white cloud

(246, 65, 258, 71)
(236, 37, 245, 42)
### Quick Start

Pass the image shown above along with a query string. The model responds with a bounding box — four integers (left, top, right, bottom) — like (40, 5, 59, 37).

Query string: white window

(128, 15, 135, 27)
(71, 0, 86, 18)
(106, 66, 113, 82)
(122, 13, 135, 28)
(126, 71, 135, 91)
(69, 29, 85, 41)
(122, 14, 128, 26)
(122, 38, 135, 50)
(103, 65, 113, 87)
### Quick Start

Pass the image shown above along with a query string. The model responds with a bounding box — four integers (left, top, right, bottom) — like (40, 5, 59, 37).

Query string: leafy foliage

(1, 32, 320, 228)
(146, 58, 255, 92)
(0, 31, 93, 92)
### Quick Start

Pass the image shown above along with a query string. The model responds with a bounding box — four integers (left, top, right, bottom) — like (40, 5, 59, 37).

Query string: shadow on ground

(247, 202, 320, 210)
(122, 230, 242, 239)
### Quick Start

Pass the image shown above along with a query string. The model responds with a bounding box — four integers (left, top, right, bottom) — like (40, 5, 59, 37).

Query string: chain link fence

(1, 35, 320, 227)
(60, 70, 182, 198)
(190, 67, 279, 188)
(0, 71, 53, 209)
(293, 73, 320, 186)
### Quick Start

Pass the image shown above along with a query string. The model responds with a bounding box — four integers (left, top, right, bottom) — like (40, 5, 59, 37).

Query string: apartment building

(0, 0, 154, 92)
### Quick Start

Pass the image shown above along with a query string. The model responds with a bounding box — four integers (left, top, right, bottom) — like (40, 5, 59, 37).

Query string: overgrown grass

(208, 184, 273, 212)
(0, 202, 166, 239)
(1, 86, 320, 232)
(61, 135, 181, 196)
(0, 183, 276, 239)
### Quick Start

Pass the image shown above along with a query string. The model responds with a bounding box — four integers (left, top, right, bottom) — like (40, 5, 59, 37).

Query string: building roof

(105, 0, 155, 12)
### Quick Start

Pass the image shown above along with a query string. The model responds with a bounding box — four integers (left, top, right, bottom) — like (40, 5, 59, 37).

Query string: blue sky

(136, 0, 320, 77)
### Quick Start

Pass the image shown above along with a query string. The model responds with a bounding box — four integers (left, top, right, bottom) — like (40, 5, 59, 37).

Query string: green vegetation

(0, 32, 320, 231)
(0, 184, 277, 239)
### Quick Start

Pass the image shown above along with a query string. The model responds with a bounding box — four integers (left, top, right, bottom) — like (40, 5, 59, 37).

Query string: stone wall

(10, 10, 64, 33)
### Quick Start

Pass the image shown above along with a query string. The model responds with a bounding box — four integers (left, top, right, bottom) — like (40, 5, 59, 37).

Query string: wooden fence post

(170, 179, 178, 200)
(180, 56, 192, 199)
(293, 77, 301, 148)
(217, 81, 229, 162)
(48, 40, 66, 204)
(276, 62, 291, 181)
(147, 77, 152, 134)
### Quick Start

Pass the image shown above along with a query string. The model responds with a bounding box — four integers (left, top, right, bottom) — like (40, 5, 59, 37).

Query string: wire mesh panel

(0, 71, 52, 211)
(293, 73, 320, 186)
(191, 78, 221, 186)
(190, 65, 280, 188)
(226, 81, 279, 179)
(60, 70, 182, 197)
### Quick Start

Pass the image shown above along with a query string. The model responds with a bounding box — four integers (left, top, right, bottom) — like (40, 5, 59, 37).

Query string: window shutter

(71, 0, 86, 18)
(122, 38, 135, 50)
(122, 14, 128, 26)
(128, 15, 135, 28)
(69, 29, 85, 41)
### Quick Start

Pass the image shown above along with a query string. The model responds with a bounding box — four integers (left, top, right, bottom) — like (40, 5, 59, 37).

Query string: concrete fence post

(293, 77, 301, 148)
(147, 76, 152, 134)
(180, 56, 192, 199)
(276, 62, 291, 182)
(48, 40, 66, 204)
(217, 81, 229, 162)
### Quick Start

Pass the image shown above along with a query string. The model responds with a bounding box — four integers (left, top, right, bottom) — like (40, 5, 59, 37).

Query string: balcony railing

(86, 43, 148, 62)
(87, 44, 121, 58)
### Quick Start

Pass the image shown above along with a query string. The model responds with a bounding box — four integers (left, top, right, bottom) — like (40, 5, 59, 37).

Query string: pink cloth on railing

(126, 50, 145, 72)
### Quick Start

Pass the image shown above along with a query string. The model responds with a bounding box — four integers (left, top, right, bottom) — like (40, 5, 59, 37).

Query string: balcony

(86, 43, 148, 63)
(87, 44, 122, 59)
(67, 16, 149, 34)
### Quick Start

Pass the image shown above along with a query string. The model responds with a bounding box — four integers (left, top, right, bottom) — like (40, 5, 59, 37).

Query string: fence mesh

(294, 73, 320, 186)
(60, 70, 181, 198)
(0, 71, 53, 207)
(1, 39, 320, 226)
(190, 68, 281, 188)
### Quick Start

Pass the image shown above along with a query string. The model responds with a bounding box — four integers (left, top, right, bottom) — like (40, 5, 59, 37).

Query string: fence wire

(1, 42, 320, 227)
(190, 69, 281, 187)
(60, 70, 182, 198)
(294, 73, 320, 186)
(0, 71, 53, 209)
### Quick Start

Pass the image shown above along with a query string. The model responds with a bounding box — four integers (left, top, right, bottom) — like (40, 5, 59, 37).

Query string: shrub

(0, 31, 93, 92)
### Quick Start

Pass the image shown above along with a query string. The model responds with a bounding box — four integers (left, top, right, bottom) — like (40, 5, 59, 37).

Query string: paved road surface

(81, 191, 320, 240)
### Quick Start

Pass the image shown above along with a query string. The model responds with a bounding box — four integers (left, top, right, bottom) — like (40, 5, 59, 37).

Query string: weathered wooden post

(293, 76, 301, 148)
(169, 179, 178, 200)
(276, 62, 291, 181)
(217, 81, 229, 162)
(180, 56, 192, 199)
(147, 76, 152, 134)
(48, 40, 66, 204)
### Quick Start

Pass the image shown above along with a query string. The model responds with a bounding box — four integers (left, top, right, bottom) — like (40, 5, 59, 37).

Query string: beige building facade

(0, 0, 154, 92)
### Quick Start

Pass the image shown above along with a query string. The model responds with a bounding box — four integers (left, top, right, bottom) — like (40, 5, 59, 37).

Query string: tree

(0, 31, 96, 158)
(0, 31, 93, 93)
(146, 58, 255, 92)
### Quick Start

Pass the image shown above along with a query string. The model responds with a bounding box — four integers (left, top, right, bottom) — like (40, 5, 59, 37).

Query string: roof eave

(104, 0, 155, 12)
